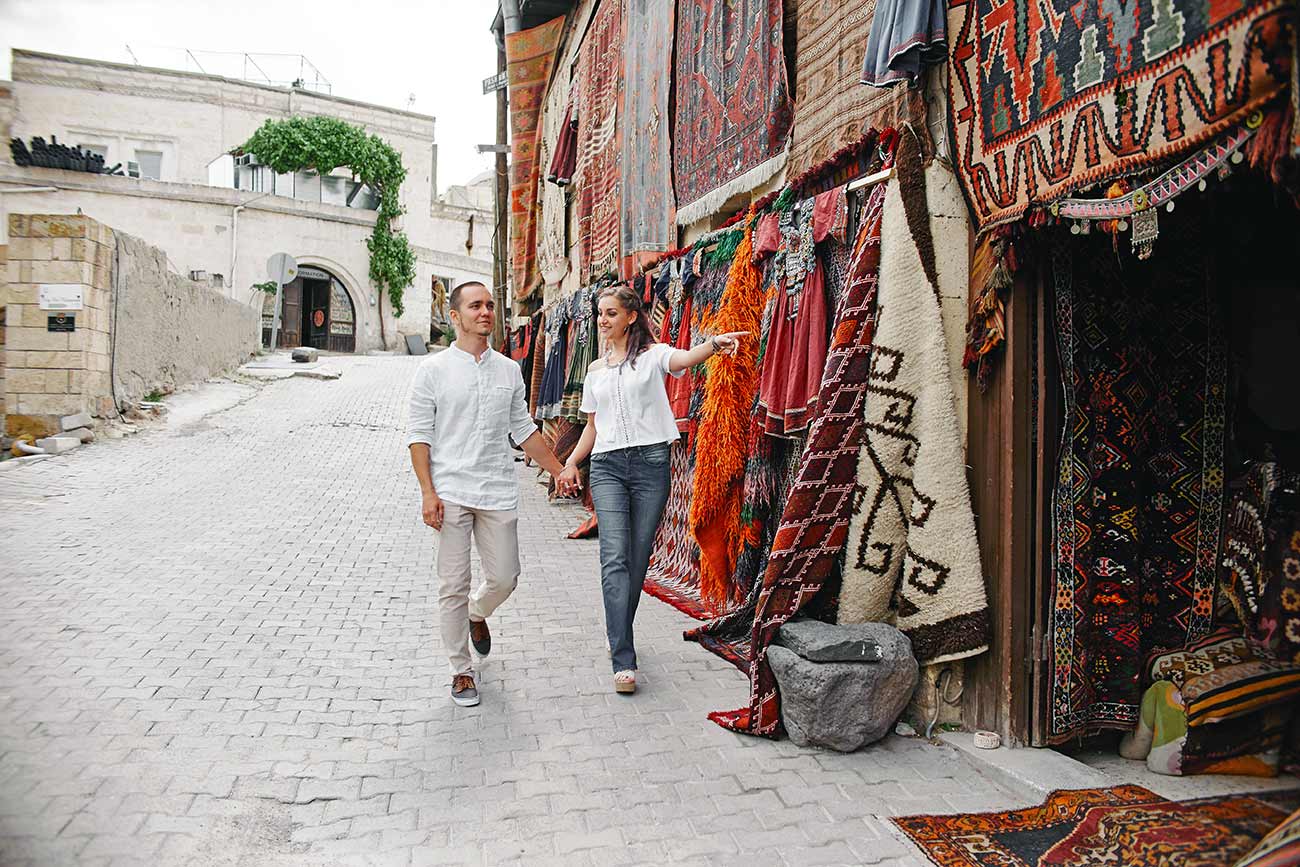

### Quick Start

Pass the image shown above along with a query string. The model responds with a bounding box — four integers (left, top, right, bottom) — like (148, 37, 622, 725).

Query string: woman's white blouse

(580, 343, 684, 454)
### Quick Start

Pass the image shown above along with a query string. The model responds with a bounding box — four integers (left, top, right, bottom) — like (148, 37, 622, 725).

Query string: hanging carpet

(787, 0, 926, 176)
(644, 440, 710, 618)
(505, 16, 566, 301)
(575, 0, 623, 278)
(894, 785, 1300, 867)
(1049, 227, 1228, 743)
(707, 180, 889, 737)
(672, 0, 794, 226)
(538, 66, 575, 288)
(621, 0, 677, 265)
(839, 175, 990, 664)
(946, 0, 1294, 228)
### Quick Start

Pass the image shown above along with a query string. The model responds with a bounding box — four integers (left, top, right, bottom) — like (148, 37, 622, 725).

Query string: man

(407, 282, 570, 707)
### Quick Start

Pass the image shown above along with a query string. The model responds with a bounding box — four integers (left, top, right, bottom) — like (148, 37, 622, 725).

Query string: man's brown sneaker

(470, 618, 491, 657)
(451, 674, 480, 707)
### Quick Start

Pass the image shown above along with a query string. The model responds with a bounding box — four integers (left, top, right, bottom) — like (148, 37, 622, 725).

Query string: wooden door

(962, 261, 1044, 746)
(279, 277, 303, 348)
(304, 279, 329, 349)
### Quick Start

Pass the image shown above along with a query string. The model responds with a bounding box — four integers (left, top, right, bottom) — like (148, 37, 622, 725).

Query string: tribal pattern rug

(672, 0, 793, 225)
(505, 16, 565, 301)
(576, 0, 623, 278)
(787, 0, 924, 176)
(840, 176, 989, 664)
(895, 786, 1300, 867)
(945, 0, 1294, 228)
(536, 32, 576, 289)
(621, 0, 676, 263)
(1049, 226, 1227, 742)
(708, 180, 889, 736)
(643, 438, 710, 619)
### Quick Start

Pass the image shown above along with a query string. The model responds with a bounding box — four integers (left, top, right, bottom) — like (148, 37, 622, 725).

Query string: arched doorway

(262, 264, 357, 352)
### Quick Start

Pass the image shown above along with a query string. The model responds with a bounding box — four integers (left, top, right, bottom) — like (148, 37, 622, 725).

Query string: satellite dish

(267, 253, 298, 285)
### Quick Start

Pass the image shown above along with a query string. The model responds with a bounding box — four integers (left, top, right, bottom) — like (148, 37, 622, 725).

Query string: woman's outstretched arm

(666, 331, 749, 373)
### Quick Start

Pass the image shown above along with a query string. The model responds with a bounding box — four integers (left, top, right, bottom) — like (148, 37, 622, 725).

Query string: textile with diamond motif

(1049, 226, 1227, 743)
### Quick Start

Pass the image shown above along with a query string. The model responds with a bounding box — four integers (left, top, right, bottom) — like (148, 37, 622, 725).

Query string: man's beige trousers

(437, 501, 521, 676)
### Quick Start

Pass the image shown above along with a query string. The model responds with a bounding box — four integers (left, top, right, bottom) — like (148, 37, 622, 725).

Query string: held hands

(711, 331, 749, 356)
(421, 491, 444, 530)
(556, 464, 584, 497)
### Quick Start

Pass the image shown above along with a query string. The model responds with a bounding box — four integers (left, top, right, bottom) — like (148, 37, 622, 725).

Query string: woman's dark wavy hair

(599, 284, 657, 368)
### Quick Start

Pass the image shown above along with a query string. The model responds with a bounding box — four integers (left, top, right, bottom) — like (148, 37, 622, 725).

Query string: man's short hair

(449, 281, 488, 312)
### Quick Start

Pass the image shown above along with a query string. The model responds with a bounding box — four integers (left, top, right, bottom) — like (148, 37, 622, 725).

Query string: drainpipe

(492, 1, 520, 348)
(230, 192, 271, 348)
(230, 203, 245, 293)
(230, 192, 272, 292)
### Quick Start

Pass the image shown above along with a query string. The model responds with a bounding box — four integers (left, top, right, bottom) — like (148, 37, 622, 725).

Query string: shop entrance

(262, 265, 356, 353)
(967, 175, 1300, 770)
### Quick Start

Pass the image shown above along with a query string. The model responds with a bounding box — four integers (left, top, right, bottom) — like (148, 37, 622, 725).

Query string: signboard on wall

(298, 266, 331, 280)
(47, 313, 76, 332)
(38, 284, 84, 311)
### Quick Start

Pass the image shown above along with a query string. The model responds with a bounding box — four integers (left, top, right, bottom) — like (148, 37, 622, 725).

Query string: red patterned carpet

(894, 785, 1300, 867)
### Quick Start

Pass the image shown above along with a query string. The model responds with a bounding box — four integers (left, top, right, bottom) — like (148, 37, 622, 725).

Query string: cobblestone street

(0, 356, 1028, 866)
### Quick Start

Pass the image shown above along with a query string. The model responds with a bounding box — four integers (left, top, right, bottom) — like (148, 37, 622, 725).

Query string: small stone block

(61, 411, 94, 432)
(64, 427, 95, 444)
(35, 436, 81, 454)
(291, 347, 319, 363)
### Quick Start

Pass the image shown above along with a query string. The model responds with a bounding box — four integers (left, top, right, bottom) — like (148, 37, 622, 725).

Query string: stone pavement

(0, 355, 1031, 867)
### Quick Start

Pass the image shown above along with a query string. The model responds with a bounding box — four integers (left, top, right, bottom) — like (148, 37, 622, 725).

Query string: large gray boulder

(768, 622, 919, 752)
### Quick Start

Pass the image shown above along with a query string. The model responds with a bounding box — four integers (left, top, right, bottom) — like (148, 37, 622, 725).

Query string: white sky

(0, 0, 502, 189)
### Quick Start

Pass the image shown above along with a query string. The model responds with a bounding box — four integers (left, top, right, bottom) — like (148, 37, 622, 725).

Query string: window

(294, 170, 322, 203)
(135, 150, 163, 180)
(321, 174, 349, 206)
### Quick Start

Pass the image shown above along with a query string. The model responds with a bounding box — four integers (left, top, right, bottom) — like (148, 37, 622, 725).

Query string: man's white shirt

(406, 345, 538, 510)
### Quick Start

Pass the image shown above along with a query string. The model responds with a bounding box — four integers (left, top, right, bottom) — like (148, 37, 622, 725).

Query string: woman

(558, 284, 745, 694)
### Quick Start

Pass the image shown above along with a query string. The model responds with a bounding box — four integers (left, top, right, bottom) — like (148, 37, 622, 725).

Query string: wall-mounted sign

(298, 266, 331, 280)
(48, 313, 76, 332)
(38, 284, 84, 311)
(482, 71, 508, 94)
(312, 309, 326, 328)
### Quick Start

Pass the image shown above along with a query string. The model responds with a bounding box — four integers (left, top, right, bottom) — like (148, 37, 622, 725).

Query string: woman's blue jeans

(589, 442, 672, 673)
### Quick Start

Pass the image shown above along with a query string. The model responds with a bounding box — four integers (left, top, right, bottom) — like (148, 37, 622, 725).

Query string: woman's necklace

(604, 345, 627, 368)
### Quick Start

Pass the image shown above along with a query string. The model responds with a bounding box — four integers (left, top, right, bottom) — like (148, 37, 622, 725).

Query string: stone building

(0, 49, 493, 354)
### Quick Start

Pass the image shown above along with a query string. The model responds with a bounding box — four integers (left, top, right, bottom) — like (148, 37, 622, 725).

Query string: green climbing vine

(237, 116, 416, 317)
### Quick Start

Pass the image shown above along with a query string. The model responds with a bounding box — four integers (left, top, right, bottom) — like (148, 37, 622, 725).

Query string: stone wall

(3, 214, 113, 437)
(2, 214, 257, 438)
(112, 231, 259, 406)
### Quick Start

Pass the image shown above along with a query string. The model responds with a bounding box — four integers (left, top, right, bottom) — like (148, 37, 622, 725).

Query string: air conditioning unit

(127, 161, 141, 178)
(233, 153, 260, 167)
(189, 270, 208, 282)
